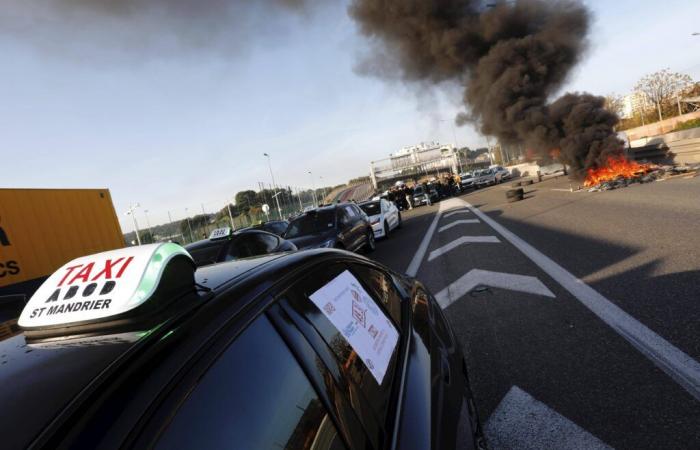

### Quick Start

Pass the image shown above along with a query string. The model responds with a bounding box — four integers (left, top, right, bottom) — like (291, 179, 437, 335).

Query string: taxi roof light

(18, 243, 196, 339)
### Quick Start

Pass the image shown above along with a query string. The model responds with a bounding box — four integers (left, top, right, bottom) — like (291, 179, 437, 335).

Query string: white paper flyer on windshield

(310, 270, 399, 384)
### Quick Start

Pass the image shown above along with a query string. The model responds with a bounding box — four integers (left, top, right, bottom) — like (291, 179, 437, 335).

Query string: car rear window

(286, 210, 336, 238)
(186, 242, 224, 267)
(359, 202, 380, 216)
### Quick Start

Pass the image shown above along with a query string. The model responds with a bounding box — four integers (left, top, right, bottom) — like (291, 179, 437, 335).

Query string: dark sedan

(6, 243, 485, 449)
(185, 227, 296, 267)
(284, 203, 375, 253)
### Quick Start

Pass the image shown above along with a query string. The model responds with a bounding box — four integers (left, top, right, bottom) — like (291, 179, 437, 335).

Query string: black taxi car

(2, 243, 485, 449)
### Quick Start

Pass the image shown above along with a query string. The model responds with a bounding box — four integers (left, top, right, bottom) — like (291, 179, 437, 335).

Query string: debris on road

(506, 188, 525, 202)
(585, 163, 698, 193)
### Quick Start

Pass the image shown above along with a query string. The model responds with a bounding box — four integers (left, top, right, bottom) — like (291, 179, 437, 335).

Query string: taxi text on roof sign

(209, 227, 231, 240)
(18, 243, 193, 329)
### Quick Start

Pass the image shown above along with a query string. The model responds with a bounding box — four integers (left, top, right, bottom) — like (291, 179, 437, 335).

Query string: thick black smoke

(349, 0, 622, 178)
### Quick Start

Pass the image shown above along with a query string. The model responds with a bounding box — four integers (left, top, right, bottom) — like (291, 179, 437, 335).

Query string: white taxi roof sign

(18, 243, 193, 330)
(209, 227, 231, 240)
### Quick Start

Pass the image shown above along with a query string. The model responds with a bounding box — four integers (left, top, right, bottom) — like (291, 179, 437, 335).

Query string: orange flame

(584, 156, 651, 187)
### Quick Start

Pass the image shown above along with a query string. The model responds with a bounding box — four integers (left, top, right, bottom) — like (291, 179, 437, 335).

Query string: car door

(382, 200, 397, 230)
(335, 207, 353, 249)
(137, 314, 350, 450)
(342, 205, 363, 251)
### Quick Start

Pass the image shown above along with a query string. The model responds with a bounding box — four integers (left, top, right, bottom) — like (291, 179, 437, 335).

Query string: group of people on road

(386, 184, 414, 210)
(375, 173, 464, 211)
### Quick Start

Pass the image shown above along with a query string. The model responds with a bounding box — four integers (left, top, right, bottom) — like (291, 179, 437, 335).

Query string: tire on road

(383, 221, 390, 239)
(506, 188, 524, 202)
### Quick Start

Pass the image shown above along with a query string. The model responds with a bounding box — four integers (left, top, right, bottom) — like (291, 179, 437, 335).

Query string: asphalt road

(371, 174, 700, 450)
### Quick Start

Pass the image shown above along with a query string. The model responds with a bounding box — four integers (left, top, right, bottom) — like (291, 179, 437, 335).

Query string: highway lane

(371, 175, 700, 449)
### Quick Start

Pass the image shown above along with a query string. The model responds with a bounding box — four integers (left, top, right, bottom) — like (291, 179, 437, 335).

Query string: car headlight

(370, 218, 380, 225)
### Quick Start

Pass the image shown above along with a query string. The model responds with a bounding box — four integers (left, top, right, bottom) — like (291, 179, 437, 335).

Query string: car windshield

(414, 186, 424, 195)
(285, 209, 336, 238)
(360, 201, 380, 216)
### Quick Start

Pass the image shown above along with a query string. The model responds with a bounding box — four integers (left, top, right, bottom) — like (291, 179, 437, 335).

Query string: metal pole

(227, 202, 235, 230)
(185, 208, 194, 243)
(126, 203, 142, 246)
(485, 136, 495, 165)
(264, 153, 283, 220)
(308, 171, 318, 207)
(143, 209, 152, 243)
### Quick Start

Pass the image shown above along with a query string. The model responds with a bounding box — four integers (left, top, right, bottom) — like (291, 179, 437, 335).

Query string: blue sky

(1, 0, 699, 233)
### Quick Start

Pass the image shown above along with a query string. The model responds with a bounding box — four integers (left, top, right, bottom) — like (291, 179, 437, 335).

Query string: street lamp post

(308, 171, 318, 207)
(143, 209, 152, 244)
(263, 153, 284, 221)
(125, 203, 142, 246)
(441, 119, 463, 173)
(319, 176, 329, 202)
(184, 208, 194, 243)
(227, 199, 237, 230)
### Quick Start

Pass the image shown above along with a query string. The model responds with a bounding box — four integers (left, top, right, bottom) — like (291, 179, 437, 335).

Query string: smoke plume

(0, 0, 316, 60)
(349, 0, 622, 178)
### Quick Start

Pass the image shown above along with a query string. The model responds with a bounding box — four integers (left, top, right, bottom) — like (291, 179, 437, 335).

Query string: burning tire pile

(584, 158, 698, 192)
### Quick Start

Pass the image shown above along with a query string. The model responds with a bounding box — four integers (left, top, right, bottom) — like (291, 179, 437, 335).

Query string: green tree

(235, 190, 257, 211)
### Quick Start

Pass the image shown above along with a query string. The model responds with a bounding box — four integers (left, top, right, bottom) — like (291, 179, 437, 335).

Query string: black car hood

(286, 230, 335, 249)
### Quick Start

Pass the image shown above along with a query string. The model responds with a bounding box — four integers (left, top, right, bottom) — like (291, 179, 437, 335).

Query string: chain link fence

(123, 183, 336, 246)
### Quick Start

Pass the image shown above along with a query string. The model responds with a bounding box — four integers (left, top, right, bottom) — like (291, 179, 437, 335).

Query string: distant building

(621, 91, 648, 119)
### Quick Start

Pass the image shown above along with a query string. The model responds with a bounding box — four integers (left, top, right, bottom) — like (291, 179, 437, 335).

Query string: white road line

(405, 199, 463, 276)
(435, 269, 555, 308)
(438, 219, 480, 233)
(462, 199, 700, 401)
(427, 236, 500, 261)
(443, 209, 471, 218)
(485, 386, 613, 450)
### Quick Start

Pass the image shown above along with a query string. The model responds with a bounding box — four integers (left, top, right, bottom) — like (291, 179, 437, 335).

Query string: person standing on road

(404, 186, 413, 210)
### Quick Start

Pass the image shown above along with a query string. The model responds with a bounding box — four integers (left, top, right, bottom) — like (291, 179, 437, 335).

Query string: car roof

(0, 250, 357, 448)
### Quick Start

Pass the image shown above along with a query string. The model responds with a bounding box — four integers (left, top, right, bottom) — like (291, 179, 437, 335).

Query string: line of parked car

(459, 165, 512, 190)
(185, 199, 402, 268)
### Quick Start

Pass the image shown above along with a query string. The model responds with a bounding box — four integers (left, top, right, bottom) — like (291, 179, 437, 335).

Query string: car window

(186, 241, 224, 267)
(359, 201, 380, 216)
(286, 264, 400, 437)
(343, 205, 357, 218)
(349, 264, 403, 328)
(155, 316, 346, 450)
(225, 233, 279, 261)
(286, 210, 336, 238)
(270, 222, 288, 235)
(337, 208, 350, 226)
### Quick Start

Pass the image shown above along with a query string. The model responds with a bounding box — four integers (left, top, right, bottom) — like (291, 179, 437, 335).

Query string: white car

(491, 165, 512, 181)
(359, 198, 401, 239)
